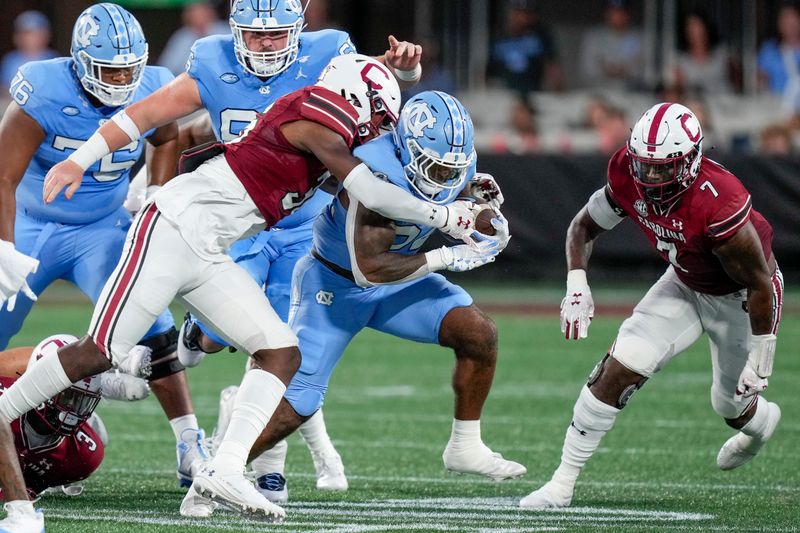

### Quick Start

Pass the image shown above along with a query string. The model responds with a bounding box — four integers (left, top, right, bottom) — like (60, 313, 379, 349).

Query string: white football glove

(735, 333, 776, 400)
(473, 210, 511, 253)
(440, 200, 478, 242)
(426, 240, 499, 273)
(469, 173, 504, 210)
(560, 269, 594, 340)
(0, 240, 39, 312)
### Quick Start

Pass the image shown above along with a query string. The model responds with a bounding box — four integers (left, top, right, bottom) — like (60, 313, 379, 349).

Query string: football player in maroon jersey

(521, 102, 783, 509)
(0, 54, 484, 522)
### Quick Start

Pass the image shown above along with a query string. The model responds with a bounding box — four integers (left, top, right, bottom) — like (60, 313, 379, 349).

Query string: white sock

(0, 351, 72, 423)
(170, 414, 199, 443)
(213, 369, 286, 473)
(4, 500, 36, 516)
(741, 396, 770, 439)
(447, 419, 483, 449)
(299, 410, 336, 456)
(251, 439, 288, 477)
(552, 386, 620, 489)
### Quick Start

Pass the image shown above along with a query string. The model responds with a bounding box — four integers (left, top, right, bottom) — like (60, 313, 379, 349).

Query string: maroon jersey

(0, 376, 104, 498)
(606, 147, 774, 295)
(223, 86, 359, 227)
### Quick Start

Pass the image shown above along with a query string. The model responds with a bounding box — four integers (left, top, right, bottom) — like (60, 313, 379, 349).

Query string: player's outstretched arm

(283, 120, 475, 234)
(713, 221, 777, 398)
(145, 121, 179, 189)
(43, 74, 203, 204)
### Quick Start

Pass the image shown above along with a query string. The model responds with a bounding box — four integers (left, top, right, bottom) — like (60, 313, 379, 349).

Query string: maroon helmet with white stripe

(627, 102, 703, 206)
(317, 54, 401, 144)
(28, 334, 101, 436)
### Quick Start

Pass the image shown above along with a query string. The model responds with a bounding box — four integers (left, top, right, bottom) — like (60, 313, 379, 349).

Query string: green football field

(9, 284, 800, 532)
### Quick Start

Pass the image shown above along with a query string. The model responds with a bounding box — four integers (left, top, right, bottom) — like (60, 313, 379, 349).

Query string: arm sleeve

(343, 163, 447, 228)
(587, 186, 625, 230)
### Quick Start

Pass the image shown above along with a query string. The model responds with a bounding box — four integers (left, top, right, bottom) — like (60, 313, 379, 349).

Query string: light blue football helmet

(229, 0, 305, 78)
(71, 3, 148, 107)
(394, 91, 476, 204)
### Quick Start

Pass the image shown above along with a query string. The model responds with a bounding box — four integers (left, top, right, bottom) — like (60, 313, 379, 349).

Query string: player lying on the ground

(0, 54, 484, 523)
(0, 334, 149, 532)
(169, 0, 426, 499)
(520, 102, 783, 509)
(0, 2, 210, 497)
(181, 89, 518, 517)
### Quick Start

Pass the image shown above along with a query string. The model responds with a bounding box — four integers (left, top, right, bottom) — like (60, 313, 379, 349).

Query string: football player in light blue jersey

(0, 4, 210, 512)
(234, 91, 526, 489)
(81, 0, 424, 504)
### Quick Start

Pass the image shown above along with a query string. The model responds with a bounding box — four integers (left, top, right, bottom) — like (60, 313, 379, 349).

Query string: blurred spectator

(0, 10, 57, 90)
(671, 10, 736, 95)
(303, 0, 340, 31)
(488, 97, 540, 154)
(758, 4, 800, 111)
(401, 38, 456, 100)
(585, 97, 629, 154)
(158, 1, 229, 76)
(579, 0, 643, 91)
(490, 0, 562, 95)
(760, 123, 794, 155)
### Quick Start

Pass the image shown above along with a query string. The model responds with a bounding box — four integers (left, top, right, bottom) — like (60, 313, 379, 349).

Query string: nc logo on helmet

(74, 14, 100, 48)
(287, 0, 303, 14)
(405, 102, 437, 138)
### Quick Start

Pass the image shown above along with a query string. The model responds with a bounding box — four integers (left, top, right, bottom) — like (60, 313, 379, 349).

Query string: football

(474, 206, 497, 236)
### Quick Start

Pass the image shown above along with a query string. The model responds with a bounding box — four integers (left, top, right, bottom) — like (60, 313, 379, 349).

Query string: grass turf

(10, 289, 800, 532)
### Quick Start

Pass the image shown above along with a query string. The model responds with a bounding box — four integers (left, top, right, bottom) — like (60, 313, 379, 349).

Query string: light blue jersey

(13, 58, 171, 225)
(284, 135, 473, 416)
(188, 30, 355, 342)
(1, 58, 175, 348)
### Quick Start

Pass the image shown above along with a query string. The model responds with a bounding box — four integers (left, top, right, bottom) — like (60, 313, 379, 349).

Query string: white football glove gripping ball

(426, 240, 499, 273)
(473, 210, 511, 254)
(440, 200, 479, 242)
(735, 333, 776, 400)
(469, 173, 504, 211)
(560, 269, 594, 340)
(0, 240, 39, 312)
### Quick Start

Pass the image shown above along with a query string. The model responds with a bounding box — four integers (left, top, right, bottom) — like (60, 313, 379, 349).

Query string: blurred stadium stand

(0, 0, 796, 282)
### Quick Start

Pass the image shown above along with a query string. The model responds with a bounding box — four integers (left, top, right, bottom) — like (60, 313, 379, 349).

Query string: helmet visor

(47, 385, 101, 435)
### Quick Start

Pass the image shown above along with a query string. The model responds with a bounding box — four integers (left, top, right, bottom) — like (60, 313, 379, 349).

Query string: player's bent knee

(285, 387, 324, 418)
(442, 306, 497, 356)
(139, 327, 183, 381)
(588, 353, 649, 409)
(711, 382, 747, 420)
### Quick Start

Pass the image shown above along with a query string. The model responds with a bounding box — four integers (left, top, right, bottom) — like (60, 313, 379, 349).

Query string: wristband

(567, 269, 588, 287)
(424, 248, 447, 272)
(393, 63, 422, 82)
(145, 185, 162, 199)
(67, 132, 110, 171)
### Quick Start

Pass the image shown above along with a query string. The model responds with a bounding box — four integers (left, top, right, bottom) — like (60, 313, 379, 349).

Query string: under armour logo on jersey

(405, 102, 437, 138)
(672, 219, 684, 230)
(315, 290, 334, 306)
(74, 14, 100, 48)
(570, 292, 582, 305)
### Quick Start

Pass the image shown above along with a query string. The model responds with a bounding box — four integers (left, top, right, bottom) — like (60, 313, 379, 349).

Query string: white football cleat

(519, 480, 573, 509)
(177, 313, 207, 368)
(255, 472, 289, 503)
(192, 467, 285, 522)
(180, 487, 218, 518)
(177, 429, 212, 488)
(717, 401, 781, 471)
(0, 502, 44, 533)
(312, 450, 348, 491)
(116, 344, 152, 378)
(443, 442, 527, 482)
(100, 370, 150, 401)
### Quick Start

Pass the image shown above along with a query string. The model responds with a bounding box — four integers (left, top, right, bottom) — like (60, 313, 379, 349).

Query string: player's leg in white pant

(0, 501, 43, 533)
(522, 269, 704, 509)
(299, 410, 348, 491)
(181, 261, 298, 520)
(717, 396, 781, 470)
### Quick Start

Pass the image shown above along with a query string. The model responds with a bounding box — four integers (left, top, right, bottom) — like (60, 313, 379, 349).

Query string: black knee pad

(139, 327, 184, 381)
(587, 353, 648, 409)
(587, 353, 611, 387)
